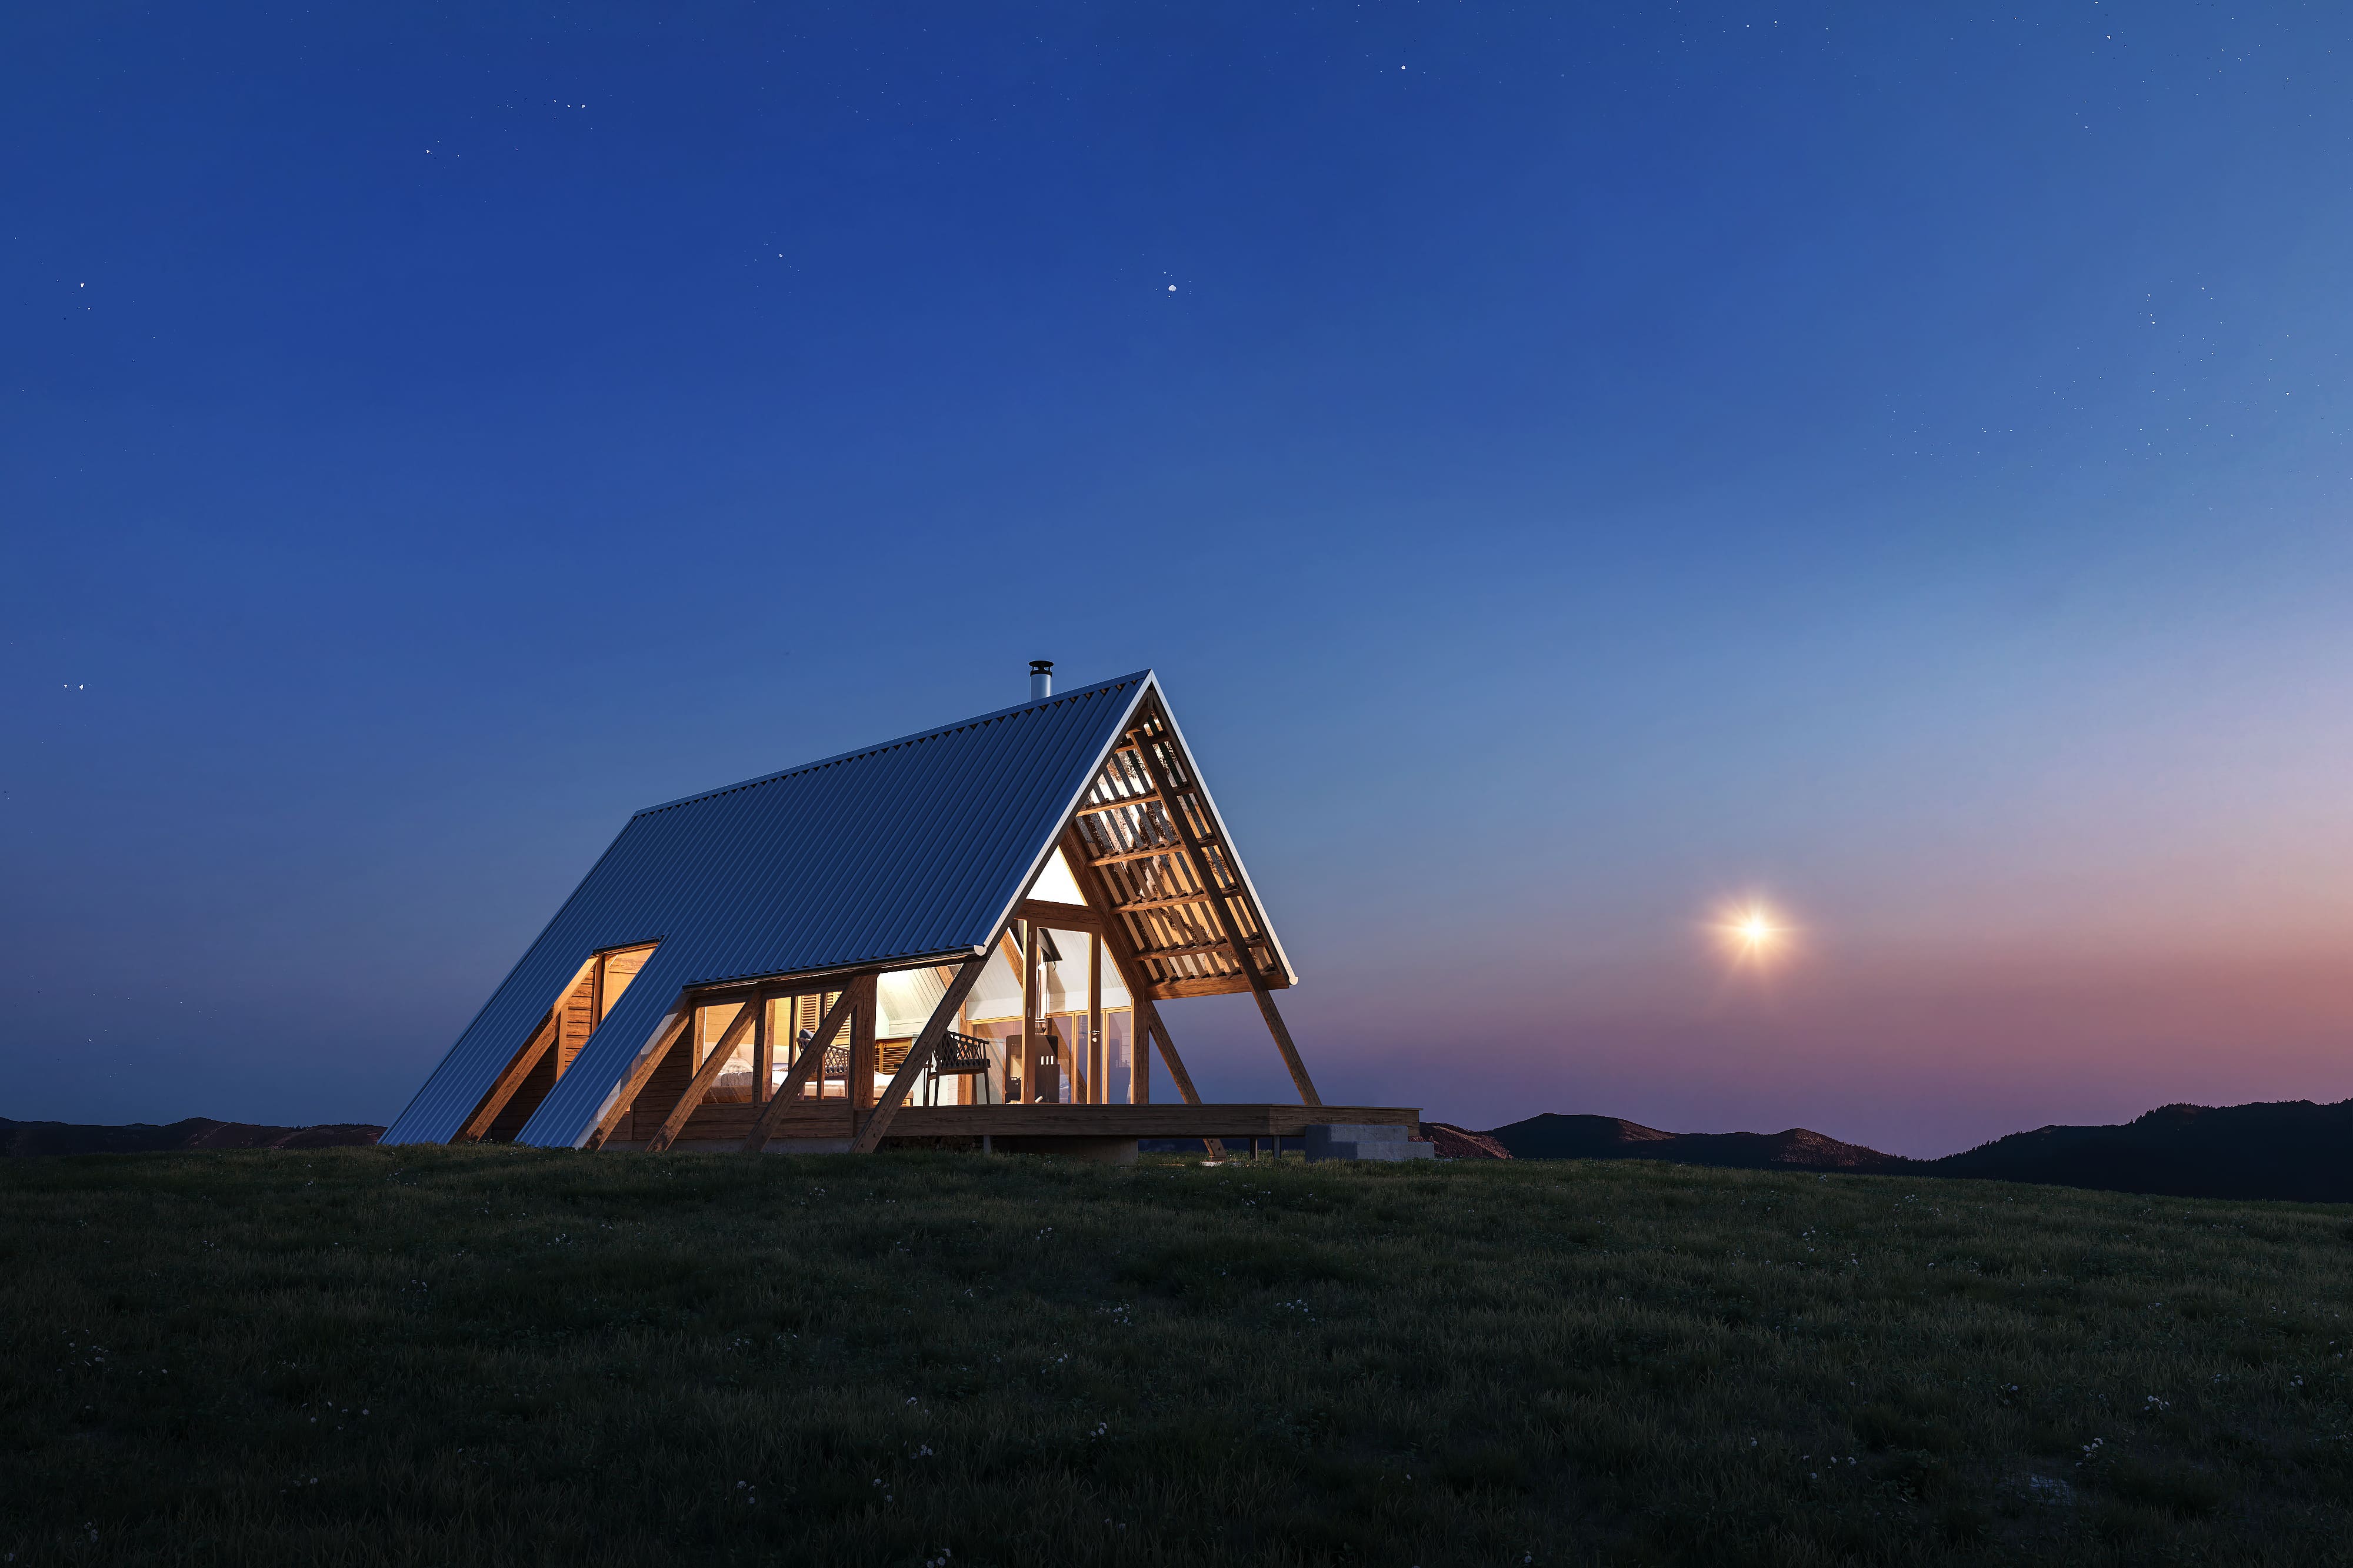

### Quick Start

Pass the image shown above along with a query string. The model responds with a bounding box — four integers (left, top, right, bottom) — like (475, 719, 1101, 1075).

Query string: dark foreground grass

(2, 1150, 2349, 1567)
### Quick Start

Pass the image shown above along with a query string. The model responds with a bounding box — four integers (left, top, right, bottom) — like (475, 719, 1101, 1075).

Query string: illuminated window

(595, 944, 657, 1024)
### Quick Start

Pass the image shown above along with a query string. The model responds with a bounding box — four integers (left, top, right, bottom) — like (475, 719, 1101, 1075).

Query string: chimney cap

(1028, 660, 1054, 674)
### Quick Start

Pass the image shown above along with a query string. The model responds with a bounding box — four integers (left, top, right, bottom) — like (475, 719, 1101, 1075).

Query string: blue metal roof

(381, 671, 1155, 1147)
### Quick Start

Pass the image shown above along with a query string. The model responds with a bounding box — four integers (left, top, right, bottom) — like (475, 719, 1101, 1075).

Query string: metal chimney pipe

(1029, 660, 1054, 700)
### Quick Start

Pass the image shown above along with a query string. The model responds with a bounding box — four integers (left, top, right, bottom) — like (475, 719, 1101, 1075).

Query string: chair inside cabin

(925, 1030, 995, 1105)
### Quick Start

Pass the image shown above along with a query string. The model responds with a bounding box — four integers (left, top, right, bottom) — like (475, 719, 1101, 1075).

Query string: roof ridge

(631, 669, 1155, 818)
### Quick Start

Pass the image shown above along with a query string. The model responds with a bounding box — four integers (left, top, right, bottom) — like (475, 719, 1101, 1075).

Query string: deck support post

(954, 983, 971, 1107)
(752, 992, 772, 1106)
(848, 974, 878, 1129)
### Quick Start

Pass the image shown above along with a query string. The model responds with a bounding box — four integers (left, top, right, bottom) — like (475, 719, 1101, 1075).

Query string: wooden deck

(616, 1100, 1419, 1147)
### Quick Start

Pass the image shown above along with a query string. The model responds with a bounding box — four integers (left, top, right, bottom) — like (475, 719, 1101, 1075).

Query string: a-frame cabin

(381, 668, 1418, 1156)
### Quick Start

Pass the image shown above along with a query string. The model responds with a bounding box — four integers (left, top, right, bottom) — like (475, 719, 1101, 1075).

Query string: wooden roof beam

(1135, 938, 1234, 961)
(1086, 843, 1185, 869)
(1071, 793, 1162, 816)
(1146, 974, 1254, 1000)
(1017, 897, 1105, 932)
(1112, 892, 1215, 914)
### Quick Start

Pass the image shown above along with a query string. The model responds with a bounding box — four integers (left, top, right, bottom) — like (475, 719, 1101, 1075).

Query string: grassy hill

(1481, 1099, 2353, 1203)
(2, 1149, 2347, 1567)
(0, 1116, 382, 1156)
(1928, 1100, 2353, 1203)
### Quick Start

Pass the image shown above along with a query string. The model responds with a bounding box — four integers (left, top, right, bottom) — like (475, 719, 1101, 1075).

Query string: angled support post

(1141, 1009, 1207, 1104)
(1138, 979, 1222, 1156)
(454, 1007, 559, 1143)
(849, 955, 991, 1154)
(742, 983, 861, 1152)
(644, 994, 762, 1153)
(1127, 712, 1322, 1106)
(584, 1002, 695, 1150)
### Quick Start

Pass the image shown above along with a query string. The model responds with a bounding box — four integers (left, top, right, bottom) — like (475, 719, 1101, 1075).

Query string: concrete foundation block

(1302, 1124, 1435, 1162)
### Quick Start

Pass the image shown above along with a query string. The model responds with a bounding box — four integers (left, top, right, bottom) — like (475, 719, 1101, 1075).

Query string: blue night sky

(6, 4, 2352, 1155)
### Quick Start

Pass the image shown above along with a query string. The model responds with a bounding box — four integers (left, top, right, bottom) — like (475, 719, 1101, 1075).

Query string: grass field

(3, 1148, 2349, 1567)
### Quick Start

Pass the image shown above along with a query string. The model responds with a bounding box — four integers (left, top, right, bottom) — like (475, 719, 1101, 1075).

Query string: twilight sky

(6, 4, 2351, 1156)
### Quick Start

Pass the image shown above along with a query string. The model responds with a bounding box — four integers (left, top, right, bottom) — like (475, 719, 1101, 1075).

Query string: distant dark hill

(1483, 1100, 2353, 1203)
(1418, 1122, 1513, 1159)
(0, 1117, 382, 1157)
(1925, 1100, 2353, 1203)
(1488, 1113, 1901, 1172)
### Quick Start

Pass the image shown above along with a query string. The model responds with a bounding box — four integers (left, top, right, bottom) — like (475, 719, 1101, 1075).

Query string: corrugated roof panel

(380, 673, 1153, 1146)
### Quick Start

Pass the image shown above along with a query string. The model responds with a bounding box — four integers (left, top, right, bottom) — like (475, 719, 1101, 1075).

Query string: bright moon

(1712, 902, 1790, 964)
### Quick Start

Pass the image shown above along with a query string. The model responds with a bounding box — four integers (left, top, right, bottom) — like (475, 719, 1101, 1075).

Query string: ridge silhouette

(1477, 1100, 2353, 1203)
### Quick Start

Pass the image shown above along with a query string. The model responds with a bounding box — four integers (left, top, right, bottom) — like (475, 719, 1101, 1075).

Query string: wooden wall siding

(621, 1027, 698, 1141)
(486, 1049, 556, 1142)
(1068, 717, 1282, 1000)
(676, 1102, 852, 1142)
(557, 968, 599, 1073)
